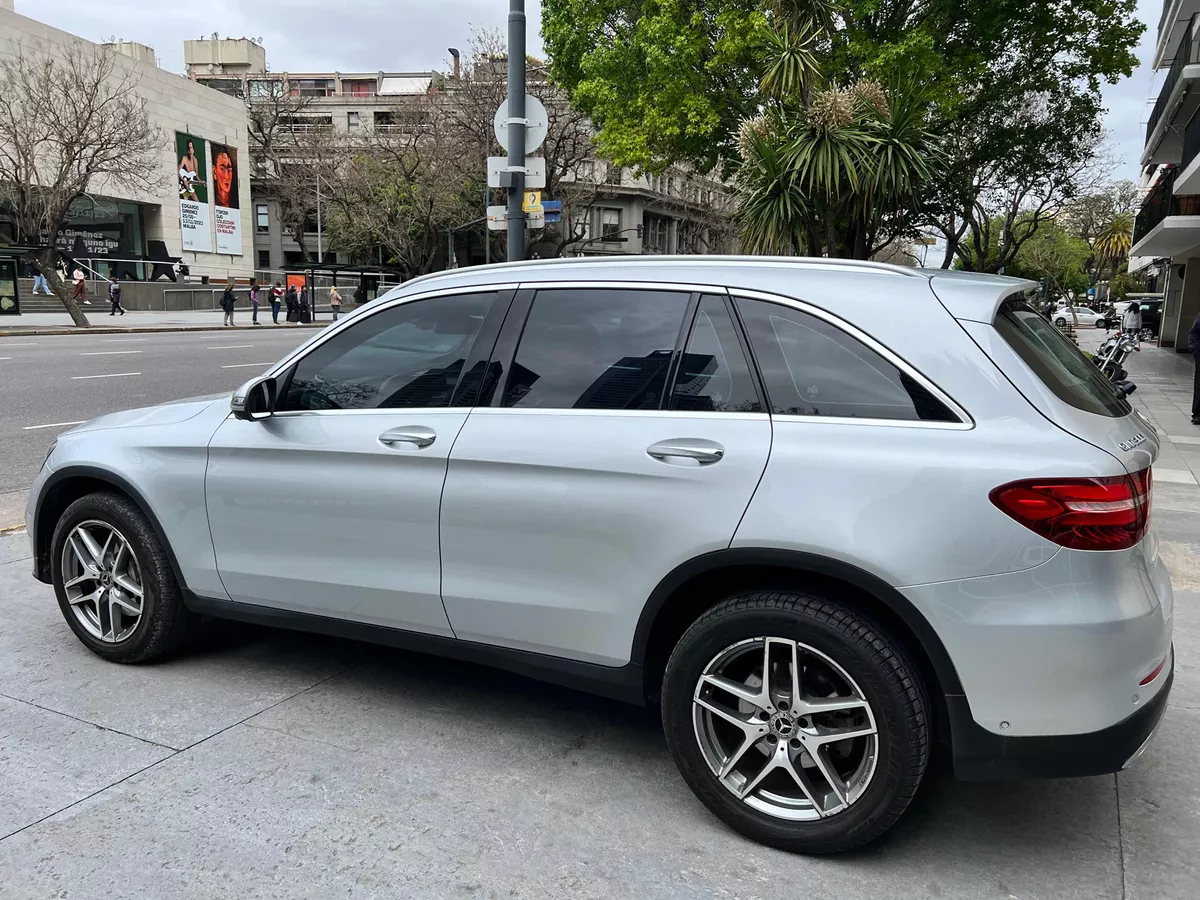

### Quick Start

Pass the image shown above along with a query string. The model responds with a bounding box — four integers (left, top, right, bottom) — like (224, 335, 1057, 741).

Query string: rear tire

(50, 492, 197, 663)
(661, 590, 929, 854)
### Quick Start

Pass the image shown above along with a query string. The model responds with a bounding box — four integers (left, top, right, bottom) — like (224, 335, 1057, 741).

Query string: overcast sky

(20, 0, 1162, 186)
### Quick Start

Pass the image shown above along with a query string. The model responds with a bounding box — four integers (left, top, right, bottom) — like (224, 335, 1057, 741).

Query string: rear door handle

(646, 438, 725, 464)
(378, 426, 436, 449)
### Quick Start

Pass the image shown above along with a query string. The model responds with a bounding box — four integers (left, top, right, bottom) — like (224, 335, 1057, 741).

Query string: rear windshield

(994, 297, 1131, 418)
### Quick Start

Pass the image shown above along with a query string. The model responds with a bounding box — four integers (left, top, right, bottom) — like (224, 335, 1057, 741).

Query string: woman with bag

(329, 286, 343, 322)
(220, 283, 236, 326)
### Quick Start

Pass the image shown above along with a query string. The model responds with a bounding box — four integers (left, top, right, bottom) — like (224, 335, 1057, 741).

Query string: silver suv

(26, 257, 1173, 853)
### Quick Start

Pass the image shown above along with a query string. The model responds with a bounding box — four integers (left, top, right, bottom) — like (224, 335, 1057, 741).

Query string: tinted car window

(503, 289, 690, 410)
(280, 292, 496, 411)
(670, 295, 761, 413)
(995, 297, 1130, 418)
(736, 297, 958, 421)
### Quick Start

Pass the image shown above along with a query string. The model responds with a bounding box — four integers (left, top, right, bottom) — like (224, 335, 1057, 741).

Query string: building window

(257, 249, 271, 269)
(347, 111, 361, 130)
(255, 204, 269, 233)
(644, 215, 669, 253)
(600, 208, 621, 242)
(346, 80, 376, 97)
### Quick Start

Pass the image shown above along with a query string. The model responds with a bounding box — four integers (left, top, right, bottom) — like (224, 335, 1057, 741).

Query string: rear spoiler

(927, 272, 1039, 324)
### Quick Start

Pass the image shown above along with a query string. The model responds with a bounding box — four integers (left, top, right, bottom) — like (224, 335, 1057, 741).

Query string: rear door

(438, 286, 772, 666)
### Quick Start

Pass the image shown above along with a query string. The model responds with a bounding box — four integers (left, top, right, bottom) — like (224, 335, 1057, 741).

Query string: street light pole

(316, 173, 324, 264)
(506, 0, 526, 262)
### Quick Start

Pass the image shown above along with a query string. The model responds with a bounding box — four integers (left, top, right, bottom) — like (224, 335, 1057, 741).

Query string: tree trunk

(39, 250, 89, 326)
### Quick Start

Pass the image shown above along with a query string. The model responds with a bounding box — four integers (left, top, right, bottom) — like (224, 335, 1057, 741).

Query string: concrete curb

(0, 524, 26, 535)
(0, 324, 325, 337)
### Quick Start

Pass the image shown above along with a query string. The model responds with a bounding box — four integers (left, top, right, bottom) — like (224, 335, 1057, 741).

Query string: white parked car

(1054, 306, 1111, 328)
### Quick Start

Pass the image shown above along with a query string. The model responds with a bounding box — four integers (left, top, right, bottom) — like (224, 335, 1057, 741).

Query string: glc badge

(1119, 434, 1147, 452)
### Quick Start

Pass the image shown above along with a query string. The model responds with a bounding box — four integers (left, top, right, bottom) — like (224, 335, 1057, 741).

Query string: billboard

(176, 131, 211, 252)
(210, 141, 242, 255)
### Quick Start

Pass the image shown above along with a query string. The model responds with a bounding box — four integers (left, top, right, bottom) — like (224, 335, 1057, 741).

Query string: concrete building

(182, 36, 734, 274)
(0, 6, 254, 287)
(1129, 0, 1200, 350)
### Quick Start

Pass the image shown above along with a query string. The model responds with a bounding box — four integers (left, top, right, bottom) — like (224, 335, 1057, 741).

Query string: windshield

(994, 298, 1130, 418)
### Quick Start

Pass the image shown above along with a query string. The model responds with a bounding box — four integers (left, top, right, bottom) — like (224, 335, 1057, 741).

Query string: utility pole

(505, 0, 526, 262)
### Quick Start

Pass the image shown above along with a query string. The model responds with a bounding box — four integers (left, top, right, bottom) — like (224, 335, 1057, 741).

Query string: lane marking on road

(80, 350, 143, 356)
(207, 344, 254, 350)
(23, 421, 87, 431)
(221, 362, 272, 369)
(71, 372, 142, 380)
(102, 338, 148, 343)
(1, 342, 37, 346)
(0, 357, 10, 361)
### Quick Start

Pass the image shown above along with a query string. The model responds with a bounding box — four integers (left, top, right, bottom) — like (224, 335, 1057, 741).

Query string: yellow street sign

(522, 190, 543, 213)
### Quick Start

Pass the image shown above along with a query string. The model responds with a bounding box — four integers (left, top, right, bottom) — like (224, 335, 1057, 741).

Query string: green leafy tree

(543, 0, 1143, 266)
(1006, 220, 1093, 306)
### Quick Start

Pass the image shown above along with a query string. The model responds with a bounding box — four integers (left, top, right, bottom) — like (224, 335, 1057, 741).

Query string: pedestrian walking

(1189, 309, 1200, 425)
(285, 285, 298, 323)
(271, 281, 283, 324)
(31, 261, 51, 295)
(220, 283, 237, 326)
(329, 285, 342, 322)
(1122, 301, 1142, 338)
(72, 267, 90, 305)
(108, 277, 126, 316)
(249, 283, 261, 326)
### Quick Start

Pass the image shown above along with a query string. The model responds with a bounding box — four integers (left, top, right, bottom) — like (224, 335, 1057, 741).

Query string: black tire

(1054, 317, 1067, 327)
(1096, 319, 1107, 330)
(50, 492, 197, 663)
(661, 591, 929, 854)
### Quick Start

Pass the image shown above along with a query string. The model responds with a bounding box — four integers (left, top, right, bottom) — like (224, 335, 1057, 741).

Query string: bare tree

(0, 40, 160, 325)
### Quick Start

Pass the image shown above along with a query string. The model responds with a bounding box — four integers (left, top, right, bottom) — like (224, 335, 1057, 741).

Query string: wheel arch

(633, 548, 964, 709)
(33, 466, 186, 589)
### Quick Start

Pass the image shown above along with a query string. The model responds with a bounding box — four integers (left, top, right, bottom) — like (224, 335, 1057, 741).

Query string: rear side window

(670, 295, 762, 413)
(735, 297, 959, 422)
(994, 298, 1130, 418)
(502, 288, 690, 409)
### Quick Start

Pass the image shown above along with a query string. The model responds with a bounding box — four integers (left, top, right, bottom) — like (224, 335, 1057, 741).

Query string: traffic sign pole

(506, 0, 526, 262)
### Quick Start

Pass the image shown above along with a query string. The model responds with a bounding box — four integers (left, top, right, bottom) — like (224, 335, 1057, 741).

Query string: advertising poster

(176, 131, 211, 252)
(210, 141, 242, 255)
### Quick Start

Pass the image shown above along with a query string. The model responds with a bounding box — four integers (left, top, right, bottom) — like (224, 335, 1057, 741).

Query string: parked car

(1138, 299, 1165, 339)
(26, 257, 1172, 855)
(1053, 306, 1111, 328)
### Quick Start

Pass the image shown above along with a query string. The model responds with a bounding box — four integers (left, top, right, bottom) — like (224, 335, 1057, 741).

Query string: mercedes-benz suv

(26, 257, 1173, 854)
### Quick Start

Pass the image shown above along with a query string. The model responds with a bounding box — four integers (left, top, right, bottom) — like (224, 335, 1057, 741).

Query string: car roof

(388, 256, 1038, 324)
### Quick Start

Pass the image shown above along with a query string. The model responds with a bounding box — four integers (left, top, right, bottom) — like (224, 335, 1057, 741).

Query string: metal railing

(1148, 14, 1198, 142)
(1133, 165, 1200, 244)
(1183, 109, 1200, 171)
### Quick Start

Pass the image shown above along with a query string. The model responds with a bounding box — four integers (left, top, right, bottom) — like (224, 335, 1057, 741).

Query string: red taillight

(1140, 655, 1168, 686)
(990, 468, 1152, 551)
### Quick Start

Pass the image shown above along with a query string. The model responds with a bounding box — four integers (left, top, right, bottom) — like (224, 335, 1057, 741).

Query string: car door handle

(378, 426, 437, 449)
(646, 439, 725, 464)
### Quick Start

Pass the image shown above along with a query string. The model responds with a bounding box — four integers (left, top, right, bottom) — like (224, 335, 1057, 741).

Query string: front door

(205, 288, 507, 635)
(439, 288, 773, 666)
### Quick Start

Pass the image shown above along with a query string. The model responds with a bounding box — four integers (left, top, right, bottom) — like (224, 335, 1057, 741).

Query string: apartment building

(1130, 0, 1200, 349)
(183, 36, 734, 272)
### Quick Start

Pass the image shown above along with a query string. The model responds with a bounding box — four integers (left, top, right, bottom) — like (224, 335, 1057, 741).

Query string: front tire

(1055, 317, 1067, 327)
(661, 591, 929, 854)
(50, 492, 197, 663)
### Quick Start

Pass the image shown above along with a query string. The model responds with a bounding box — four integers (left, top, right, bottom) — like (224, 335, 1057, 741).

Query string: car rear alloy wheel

(61, 520, 144, 643)
(693, 637, 878, 821)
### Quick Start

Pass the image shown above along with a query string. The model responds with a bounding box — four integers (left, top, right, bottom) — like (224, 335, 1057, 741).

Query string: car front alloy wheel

(61, 520, 145, 642)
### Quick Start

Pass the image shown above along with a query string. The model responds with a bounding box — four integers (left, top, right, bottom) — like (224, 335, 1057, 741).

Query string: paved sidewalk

(1, 309, 328, 336)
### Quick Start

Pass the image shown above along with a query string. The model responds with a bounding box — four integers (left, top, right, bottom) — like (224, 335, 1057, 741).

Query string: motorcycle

(1093, 332, 1140, 398)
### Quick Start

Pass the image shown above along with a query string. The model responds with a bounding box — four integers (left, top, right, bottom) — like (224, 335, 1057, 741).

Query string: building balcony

(1144, 14, 1200, 165)
(1130, 165, 1200, 258)
(1156, 0, 1200, 68)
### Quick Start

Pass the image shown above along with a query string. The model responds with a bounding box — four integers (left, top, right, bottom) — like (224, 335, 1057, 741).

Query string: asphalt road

(0, 328, 315, 523)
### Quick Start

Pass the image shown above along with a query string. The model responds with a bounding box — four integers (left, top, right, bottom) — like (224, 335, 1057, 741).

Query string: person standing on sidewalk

(108, 277, 126, 316)
(220, 282, 237, 327)
(1189, 309, 1200, 425)
(271, 281, 283, 324)
(249, 282, 261, 326)
(72, 267, 90, 305)
(329, 285, 343, 322)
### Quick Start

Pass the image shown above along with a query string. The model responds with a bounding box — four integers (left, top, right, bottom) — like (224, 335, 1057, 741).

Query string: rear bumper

(949, 659, 1172, 780)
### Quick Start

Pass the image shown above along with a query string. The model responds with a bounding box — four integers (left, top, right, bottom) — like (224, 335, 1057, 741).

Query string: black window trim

(268, 284, 519, 416)
(731, 287, 974, 430)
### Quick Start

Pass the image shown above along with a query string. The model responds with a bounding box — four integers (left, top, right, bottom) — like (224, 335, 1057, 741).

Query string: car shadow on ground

(186, 618, 1122, 865)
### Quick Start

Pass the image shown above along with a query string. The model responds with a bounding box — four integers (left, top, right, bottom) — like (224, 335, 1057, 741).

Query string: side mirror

(231, 375, 278, 421)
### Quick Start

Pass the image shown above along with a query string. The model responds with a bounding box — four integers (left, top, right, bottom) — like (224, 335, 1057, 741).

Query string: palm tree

(1094, 212, 1134, 267)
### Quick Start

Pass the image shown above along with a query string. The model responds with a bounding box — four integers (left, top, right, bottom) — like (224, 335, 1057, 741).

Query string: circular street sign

(493, 94, 549, 155)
